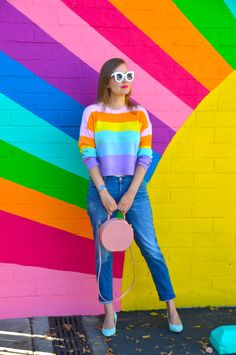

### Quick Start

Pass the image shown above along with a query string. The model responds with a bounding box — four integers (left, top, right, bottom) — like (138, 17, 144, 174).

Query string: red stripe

(62, 0, 209, 108)
(0, 210, 124, 278)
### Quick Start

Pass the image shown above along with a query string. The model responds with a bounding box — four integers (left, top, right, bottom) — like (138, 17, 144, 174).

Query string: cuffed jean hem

(99, 299, 113, 304)
(160, 295, 176, 302)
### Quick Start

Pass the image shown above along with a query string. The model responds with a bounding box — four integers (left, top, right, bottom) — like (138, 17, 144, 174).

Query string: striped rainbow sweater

(78, 102, 153, 176)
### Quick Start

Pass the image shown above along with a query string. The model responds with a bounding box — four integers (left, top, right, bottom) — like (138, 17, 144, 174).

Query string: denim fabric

(86, 175, 176, 304)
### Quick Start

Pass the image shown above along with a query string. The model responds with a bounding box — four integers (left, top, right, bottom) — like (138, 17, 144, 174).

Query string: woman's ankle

(104, 302, 114, 315)
(166, 299, 176, 311)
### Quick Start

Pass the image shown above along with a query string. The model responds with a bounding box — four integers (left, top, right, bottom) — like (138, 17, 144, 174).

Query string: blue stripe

(0, 50, 84, 140)
(224, 0, 236, 17)
(95, 130, 140, 144)
(97, 141, 139, 156)
(0, 51, 162, 183)
(0, 94, 88, 179)
(145, 151, 160, 183)
(138, 148, 153, 158)
(81, 147, 97, 159)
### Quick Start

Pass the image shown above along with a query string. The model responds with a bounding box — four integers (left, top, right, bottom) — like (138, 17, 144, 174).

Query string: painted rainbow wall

(1, 0, 236, 318)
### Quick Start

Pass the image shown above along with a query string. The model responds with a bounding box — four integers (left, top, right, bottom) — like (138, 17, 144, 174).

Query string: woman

(78, 58, 183, 337)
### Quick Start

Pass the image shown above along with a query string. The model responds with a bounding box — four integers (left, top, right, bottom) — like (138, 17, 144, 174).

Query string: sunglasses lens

(126, 72, 134, 81)
(115, 73, 124, 82)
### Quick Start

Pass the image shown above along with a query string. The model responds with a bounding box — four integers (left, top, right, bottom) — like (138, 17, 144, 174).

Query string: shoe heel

(102, 311, 117, 337)
(167, 311, 183, 333)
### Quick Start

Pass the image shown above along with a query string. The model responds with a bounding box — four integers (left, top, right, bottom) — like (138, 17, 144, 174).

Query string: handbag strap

(97, 235, 136, 303)
(107, 212, 126, 221)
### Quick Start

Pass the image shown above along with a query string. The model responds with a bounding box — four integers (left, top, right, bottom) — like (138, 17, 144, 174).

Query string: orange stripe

(140, 135, 152, 147)
(0, 178, 93, 239)
(78, 136, 95, 148)
(109, 0, 233, 90)
(87, 113, 95, 131)
(87, 111, 148, 132)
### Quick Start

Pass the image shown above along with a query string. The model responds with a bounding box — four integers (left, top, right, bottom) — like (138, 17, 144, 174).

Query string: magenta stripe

(62, 0, 209, 108)
(0, 1, 175, 154)
(0, 210, 124, 278)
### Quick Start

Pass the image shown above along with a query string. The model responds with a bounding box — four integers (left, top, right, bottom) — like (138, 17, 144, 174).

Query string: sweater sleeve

(136, 107, 153, 171)
(78, 106, 99, 170)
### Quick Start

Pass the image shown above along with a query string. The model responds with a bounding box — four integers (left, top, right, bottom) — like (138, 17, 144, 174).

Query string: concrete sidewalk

(82, 307, 236, 355)
(0, 307, 236, 354)
(0, 317, 53, 354)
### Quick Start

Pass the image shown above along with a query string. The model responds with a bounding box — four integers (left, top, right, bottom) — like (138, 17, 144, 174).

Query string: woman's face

(108, 63, 133, 97)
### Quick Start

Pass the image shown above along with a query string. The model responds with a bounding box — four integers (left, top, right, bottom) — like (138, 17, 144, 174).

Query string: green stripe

(173, 0, 236, 68)
(0, 140, 88, 209)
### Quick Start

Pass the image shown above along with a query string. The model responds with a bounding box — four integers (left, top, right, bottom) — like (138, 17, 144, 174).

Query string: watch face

(99, 185, 107, 191)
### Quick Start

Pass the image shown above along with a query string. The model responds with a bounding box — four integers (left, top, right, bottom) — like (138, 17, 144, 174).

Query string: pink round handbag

(99, 213, 133, 252)
(97, 213, 135, 303)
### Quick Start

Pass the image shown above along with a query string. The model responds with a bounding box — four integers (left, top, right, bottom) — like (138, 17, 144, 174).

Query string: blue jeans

(86, 175, 176, 304)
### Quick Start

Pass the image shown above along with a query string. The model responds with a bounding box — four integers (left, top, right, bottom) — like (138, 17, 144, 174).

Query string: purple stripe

(98, 155, 138, 176)
(0, 1, 175, 154)
(83, 157, 98, 170)
(0, 1, 97, 107)
(137, 156, 152, 170)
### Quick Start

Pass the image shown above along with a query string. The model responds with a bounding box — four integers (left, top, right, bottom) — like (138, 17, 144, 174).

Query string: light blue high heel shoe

(102, 311, 117, 337)
(167, 311, 183, 333)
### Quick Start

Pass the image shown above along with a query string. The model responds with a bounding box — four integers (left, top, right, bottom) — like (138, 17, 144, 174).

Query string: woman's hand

(117, 190, 136, 214)
(99, 190, 117, 214)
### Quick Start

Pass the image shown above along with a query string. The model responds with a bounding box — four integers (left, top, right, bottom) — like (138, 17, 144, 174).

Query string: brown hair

(96, 58, 137, 110)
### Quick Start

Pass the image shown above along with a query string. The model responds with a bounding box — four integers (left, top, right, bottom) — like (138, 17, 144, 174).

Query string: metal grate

(48, 316, 93, 355)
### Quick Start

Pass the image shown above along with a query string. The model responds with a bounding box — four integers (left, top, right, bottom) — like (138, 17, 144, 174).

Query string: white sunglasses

(111, 71, 135, 83)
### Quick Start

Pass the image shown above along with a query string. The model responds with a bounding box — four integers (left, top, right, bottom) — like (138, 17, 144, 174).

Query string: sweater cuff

(136, 156, 152, 171)
(83, 157, 99, 170)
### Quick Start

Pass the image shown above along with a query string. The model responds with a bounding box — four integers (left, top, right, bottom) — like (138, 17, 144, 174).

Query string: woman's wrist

(127, 187, 137, 197)
(97, 184, 107, 193)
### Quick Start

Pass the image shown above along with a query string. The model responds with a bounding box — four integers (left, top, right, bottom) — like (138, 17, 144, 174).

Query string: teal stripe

(224, 0, 236, 17)
(138, 148, 153, 158)
(0, 94, 88, 179)
(81, 147, 97, 158)
(97, 141, 139, 156)
(95, 130, 140, 144)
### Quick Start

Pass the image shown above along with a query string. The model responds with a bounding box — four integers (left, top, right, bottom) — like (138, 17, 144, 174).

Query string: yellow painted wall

(122, 71, 236, 310)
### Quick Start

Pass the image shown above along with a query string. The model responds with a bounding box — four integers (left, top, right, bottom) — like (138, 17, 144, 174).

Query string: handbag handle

(97, 213, 135, 303)
(107, 212, 126, 220)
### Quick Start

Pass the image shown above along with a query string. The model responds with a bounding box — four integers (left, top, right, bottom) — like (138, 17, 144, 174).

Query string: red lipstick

(121, 85, 128, 88)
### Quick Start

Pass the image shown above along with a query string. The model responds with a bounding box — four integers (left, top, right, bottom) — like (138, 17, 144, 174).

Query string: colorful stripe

(0, 263, 122, 317)
(0, 210, 124, 277)
(97, 155, 140, 176)
(0, 141, 88, 210)
(0, 42, 174, 155)
(95, 121, 141, 133)
(6, 0, 193, 130)
(173, 0, 236, 68)
(0, 0, 176, 155)
(0, 177, 91, 238)
(224, 0, 236, 18)
(79, 104, 153, 176)
(95, 130, 140, 144)
(1, 0, 235, 318)
(62, 0, 209, 108)
(0, 93, 87, 179)
(108, 0, 233, 90)
(0, 50, 84, 141)
(96, 142, 139, 156)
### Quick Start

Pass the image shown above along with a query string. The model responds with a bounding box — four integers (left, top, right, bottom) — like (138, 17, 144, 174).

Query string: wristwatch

(98, 184, 107, 192)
